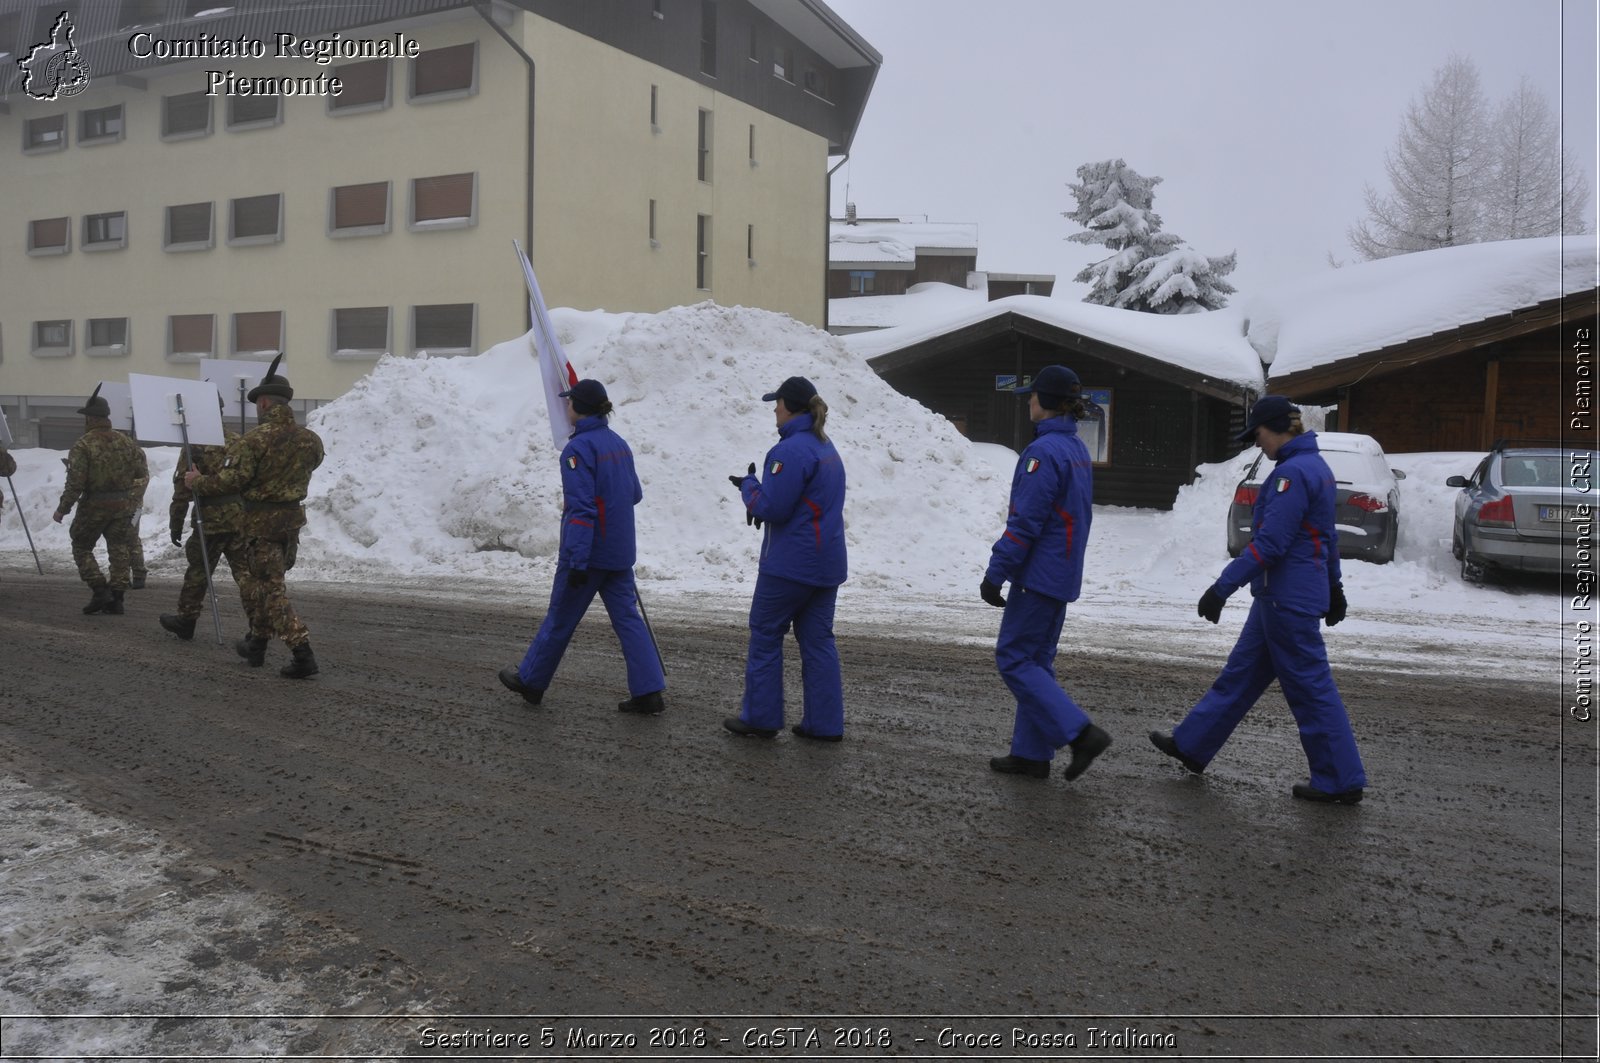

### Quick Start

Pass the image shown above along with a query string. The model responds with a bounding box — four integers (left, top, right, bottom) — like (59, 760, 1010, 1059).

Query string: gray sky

(825, 0, 1598, 299)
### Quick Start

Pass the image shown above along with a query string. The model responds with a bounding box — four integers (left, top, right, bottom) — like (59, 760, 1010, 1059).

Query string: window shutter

(164, 91, 209, 135)
(413, 43, 474, 96)
(167, 202, 211, 244)
(232, 194, 280, 239)
(334, 182, 388, 228)
(336, 307, 388, 350)
(31, 217, 68, 248)
(332, 58, 389, 107)
(413, 174, 472, 222)
(235, 311, 281, 352)
(170, 314, 213, 354)
(414, 304, 473, 349)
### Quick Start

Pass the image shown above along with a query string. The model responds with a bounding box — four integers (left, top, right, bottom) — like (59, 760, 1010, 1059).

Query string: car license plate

(1539, 505, 1576, 522)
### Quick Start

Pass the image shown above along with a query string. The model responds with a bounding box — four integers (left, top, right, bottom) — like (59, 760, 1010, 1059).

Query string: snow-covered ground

(0, 301, 1566, 682)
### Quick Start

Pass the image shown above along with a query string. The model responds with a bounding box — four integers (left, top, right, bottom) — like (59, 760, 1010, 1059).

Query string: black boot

(131, 574, 147, 590)
(82, 585, 113, 614)
(236, 634, 268, 667)
(618, 691, 665, 715)
(104, 589, 126, 615)
(280, 642, 318, 679)
(159, 614, 197, 640)
(1061, 723, 1112, 781)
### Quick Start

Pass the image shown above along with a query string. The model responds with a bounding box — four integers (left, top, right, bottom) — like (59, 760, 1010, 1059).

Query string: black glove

(169, 514, 185, 546)
(980, 579, 1007, 608)
(747, 512, 763, 530)
(1325, 582, 1348, 626)
(728, 461, 756, 489)
(567, 569, 589, 588)
(1197, 587, 1225, 624)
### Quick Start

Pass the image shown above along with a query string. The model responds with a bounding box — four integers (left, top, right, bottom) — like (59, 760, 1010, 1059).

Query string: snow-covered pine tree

(1482, 77, 1590, 239)
(1064, 159, 1237, 312)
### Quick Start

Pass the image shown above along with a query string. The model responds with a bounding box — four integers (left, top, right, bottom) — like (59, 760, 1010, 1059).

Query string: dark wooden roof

(1269, 287, 1598, 404)
(864, 309, 1254, 404)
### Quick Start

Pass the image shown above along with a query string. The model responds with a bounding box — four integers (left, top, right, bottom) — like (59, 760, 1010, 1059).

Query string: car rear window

(1499, 454, 1564, 487)
(1321, 450, 1385, 484)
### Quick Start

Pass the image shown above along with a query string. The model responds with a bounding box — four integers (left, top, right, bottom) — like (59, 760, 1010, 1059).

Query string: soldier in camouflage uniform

(185, 357, 324, 678)
(52, 388, 148, 615)
(128, 471, 150, 590)
(159, 416, 248, 641)
(0, 443, 16, 506)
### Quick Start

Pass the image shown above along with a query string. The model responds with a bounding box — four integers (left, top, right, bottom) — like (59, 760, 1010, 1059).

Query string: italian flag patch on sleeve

(770, 460, 784, 475)
(566, 455, 579, 470)
(1275, 476, 1291, 493)
(1025, 458, 1040, 473)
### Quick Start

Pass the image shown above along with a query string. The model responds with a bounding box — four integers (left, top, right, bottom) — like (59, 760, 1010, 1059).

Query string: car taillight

(1233, 486, 1258, 506)
(1477, 496, 1515, 527)
(1348, 493, 1388, 513)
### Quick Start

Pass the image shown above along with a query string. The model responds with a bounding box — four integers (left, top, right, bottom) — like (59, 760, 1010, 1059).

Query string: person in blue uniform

(1150, 395, 1367, 804)
(499, 379, 666, 714)
(982, 365, 1112, 781)
(724, 376, 848, 741)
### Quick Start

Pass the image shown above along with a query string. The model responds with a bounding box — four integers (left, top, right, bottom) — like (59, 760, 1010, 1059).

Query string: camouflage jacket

(58, 421, 148, 517)
(170, 428, 242, 534)
(191, 404, 324, 540)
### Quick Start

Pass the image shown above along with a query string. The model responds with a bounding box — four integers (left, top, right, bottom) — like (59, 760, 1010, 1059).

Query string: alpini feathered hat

(246, 353, 293, 402)
(76, 382, 110, 418)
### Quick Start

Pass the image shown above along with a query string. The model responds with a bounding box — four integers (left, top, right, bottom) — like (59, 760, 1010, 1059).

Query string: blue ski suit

(735, 412, 848, 735)
(517, 416, 665, 698)
(985, 415, 1097, 761)
(1173, 431, 1366, 793)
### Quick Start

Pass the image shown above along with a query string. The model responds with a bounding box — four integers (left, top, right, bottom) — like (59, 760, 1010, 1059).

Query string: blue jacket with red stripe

(986, 415, 1093, 602)
(1214, 431, 1342, 615)
(559, 416, 643, 572)
(739, 412, 848, 587)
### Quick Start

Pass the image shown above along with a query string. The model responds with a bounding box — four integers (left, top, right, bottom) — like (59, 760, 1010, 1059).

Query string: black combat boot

(280, 642, 319, 679)
(236, 634, 268, 667)
(618, 691, 665, 715)
(105, 589, 126, 615)
(159, 614, 197, 640)
(82, 585, 113, 614)
(131, 574, 147, 590)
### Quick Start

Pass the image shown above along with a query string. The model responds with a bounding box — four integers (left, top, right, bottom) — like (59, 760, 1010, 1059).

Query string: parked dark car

(1226, 431, 1405, 564)
(1449, 443, 1586, 582)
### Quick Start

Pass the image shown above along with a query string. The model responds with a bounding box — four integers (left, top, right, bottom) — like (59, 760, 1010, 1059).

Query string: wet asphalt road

(0, 573, 1594, 1060)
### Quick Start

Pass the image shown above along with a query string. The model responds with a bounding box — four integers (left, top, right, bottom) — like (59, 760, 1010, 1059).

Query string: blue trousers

(518, 566, 665, 697)
(996, 585, 1093, 761)
(1173, 597, 1367, 793)
(740, 573, 843, 735)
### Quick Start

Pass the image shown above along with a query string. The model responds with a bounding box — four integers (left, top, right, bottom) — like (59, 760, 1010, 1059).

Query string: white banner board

(97, 380, 135, 433)
(200, 358, 270, 423)
(0, 406, 12, 448)
(128, 373, 225, 447)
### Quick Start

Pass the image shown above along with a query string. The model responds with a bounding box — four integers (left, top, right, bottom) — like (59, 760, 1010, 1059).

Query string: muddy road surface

(1, 575, 1593, 1060)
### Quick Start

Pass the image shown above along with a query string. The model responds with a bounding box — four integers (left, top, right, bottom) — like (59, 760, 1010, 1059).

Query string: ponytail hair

(807, 394, 829, 443)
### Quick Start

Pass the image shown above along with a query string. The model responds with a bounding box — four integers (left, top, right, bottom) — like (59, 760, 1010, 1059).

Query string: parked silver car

(1448, 444, 1586, 582)
(1226, 431, 1405, 564)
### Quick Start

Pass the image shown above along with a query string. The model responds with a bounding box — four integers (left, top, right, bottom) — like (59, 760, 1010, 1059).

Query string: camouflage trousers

(241, 537, 309, 648)
(175, 530, 251, 618)
(129, 513, 147, 580)
(69, 505, 137, 590)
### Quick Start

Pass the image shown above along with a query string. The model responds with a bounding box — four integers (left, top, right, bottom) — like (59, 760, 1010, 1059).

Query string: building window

(23, 113, 66, 151)
(79, 104, 124, 144)
(699, 0, 717, 76)
(696, 214, 711, 290)
(748, 123, 756, 165)
(773, 45, 793, 82)
(802, 64, 831, 101)
(412, 303, 474, 355)
(649, 84, 659, 131)
(329, 58, 390, 113)
(648, 199, 658, 248)
(164, 202, 213, 251)
(1081, 387, 1113, 464)
(228, 193, 283, 245)
(410, 173, 476, 230)
(32, 319, 72, 357)
(83, 211, 127, 251)
(329, 181, 390, 236)
(86, 317, 129, 357)
(747, 223, 755, 265)
(162, 91, 212, 139)
(227, 94, 281, 130)
(27, 216, 69, 255)
(697, 109, 712, 182)
(0, 13, 20, 61)
(849, 270, 876, 295)
(410, 41, 476, 100)
(748, 23, 759, 62)
(652, 0, 663, 18)
(233, 311, 283, 357)
(168, 313, 214, 361)
(116, 0, 163, 30)
(332, 306, 391, 359)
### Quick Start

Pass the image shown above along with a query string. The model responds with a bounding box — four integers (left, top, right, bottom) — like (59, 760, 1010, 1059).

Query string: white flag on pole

(514, 240, 579, 449)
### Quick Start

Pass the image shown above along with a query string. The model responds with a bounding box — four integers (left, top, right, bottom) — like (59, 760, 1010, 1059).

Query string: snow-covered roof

(1255, 236, 1598, 378)
(829, 282, 984, 330)
(829, 218, 979, 268)
(843, 291, 1266, 393)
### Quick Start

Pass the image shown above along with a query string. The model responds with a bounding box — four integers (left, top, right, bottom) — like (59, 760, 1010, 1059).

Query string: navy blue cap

(560, 378, 609, 415)
(1015, 364, 1080, 397)
(762, 376, 817, 410)
(1236, 394, 1299, 442)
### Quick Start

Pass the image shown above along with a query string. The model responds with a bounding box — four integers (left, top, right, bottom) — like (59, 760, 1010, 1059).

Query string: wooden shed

(863, 309, 1256, 509)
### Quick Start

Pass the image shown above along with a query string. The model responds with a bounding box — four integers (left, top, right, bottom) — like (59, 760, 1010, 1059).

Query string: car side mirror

(1445, 475, 1467, 487)
(1391, 468, 1406, 480)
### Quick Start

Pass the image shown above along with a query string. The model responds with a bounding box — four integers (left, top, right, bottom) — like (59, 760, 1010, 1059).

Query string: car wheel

(1451, 528, 1463, 561)
(1370, 524, 1397, 565)
(1460, 551, 1488, 585)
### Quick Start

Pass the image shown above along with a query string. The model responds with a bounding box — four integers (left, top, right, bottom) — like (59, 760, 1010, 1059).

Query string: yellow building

(0, 0, 879, 445)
